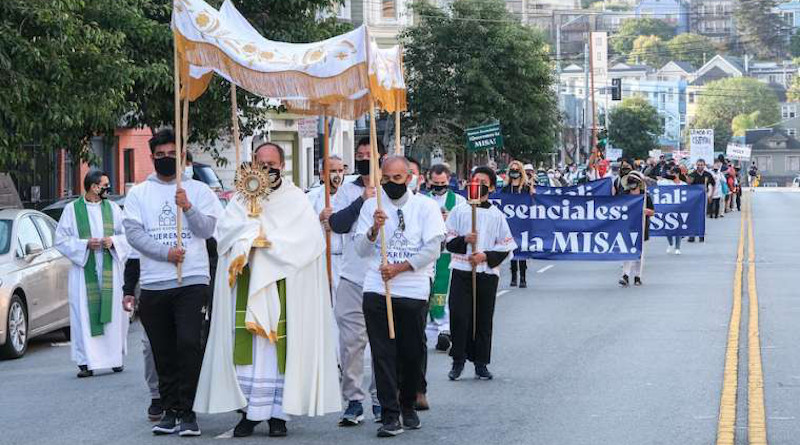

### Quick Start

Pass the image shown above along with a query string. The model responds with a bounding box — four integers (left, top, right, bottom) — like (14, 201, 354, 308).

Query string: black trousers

(709, 198, 721, 218)
(139, 284, 208, 414)
(448, 269, 499, 366)
(363, 293, 427, 423)
(510, 260, 527, 280)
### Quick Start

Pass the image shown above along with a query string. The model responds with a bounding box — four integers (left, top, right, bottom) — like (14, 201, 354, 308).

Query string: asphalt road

(1, 190, 795, 444)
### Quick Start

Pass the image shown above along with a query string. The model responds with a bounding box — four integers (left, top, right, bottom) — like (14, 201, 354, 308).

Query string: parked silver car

(0, 208, 71, 358)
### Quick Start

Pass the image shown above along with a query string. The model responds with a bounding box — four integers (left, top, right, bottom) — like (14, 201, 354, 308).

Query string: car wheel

(0, 295, 28, 359)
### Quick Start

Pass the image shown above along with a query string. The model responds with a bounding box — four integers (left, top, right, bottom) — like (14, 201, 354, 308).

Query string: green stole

(73, 197, 114, 337)
(233, 265, 287, 374)
(430, 190, 457, 320)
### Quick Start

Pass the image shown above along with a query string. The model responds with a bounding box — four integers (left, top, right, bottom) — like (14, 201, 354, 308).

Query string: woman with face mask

(500, 161, 530, 288)
(618, 171, 655, 287)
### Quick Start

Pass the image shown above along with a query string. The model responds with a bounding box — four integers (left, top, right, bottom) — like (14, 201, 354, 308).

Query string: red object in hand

(468, 180, 481, 202)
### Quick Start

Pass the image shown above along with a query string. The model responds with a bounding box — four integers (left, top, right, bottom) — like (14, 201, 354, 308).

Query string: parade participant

(406, 156, 425, 194)
(193, 142, 340, 438)
(328, 137, 384, 425)
(313, 155, 346, 294)
(710, 162, 725, 219)
(55, 170, 130, 379)
(426, 163, 466, 352)
(523, 164, 536, 186)
(123, 129, 223, 436)
(657, 167, 686, 255)
(445, 166, 516, 382)
(613, 159, 634, 195)
(356, 156, 446, 437)
(618, 171, 655, 287)
(501, 161, 530, 288)
(687, 159, 715, 243)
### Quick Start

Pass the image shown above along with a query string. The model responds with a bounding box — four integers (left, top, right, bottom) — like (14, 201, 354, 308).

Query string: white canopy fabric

(173, 0, 405, 118)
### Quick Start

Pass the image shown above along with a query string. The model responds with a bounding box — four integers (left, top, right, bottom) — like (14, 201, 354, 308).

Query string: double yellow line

(716, 195, 767, 445)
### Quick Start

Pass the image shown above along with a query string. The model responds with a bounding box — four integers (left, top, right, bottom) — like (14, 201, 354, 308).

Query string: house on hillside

(690, 0, 735, 42)
(635, 0, 688, 33)
(685, 55, 745, 125)
(745, 128, 800, 185)
(656, 61, 696, 82)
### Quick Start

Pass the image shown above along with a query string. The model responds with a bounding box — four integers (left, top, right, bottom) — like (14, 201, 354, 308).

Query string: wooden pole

(323, 114, 333, 298)
(471, 203, 477, 340)
(589, 30, 598, 151)
(369, 97, 395, 339)
(230, 83, 241, 168)
(394, 111, 402, 155)
(173, 37, 184, 284)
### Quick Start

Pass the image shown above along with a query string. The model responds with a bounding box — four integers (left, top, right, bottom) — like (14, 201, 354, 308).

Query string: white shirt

(428, 190, 467, 211)
(356, 190, 446, 300)
(445, 204, 516, 276)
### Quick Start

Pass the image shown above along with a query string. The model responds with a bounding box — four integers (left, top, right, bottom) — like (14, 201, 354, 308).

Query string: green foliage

(401, 0, 559, 164)
(734, 0, 784, 58)
(628, 35, 670, 69)
(608, 97, 663, 159)
(666, 33, 717, 69)
(790, 34, 800, 58)
(691, 77, 780, 151)
(732, 111, 760, 137)
(611, 18, 676, 55)
(787, 74, 800, 102)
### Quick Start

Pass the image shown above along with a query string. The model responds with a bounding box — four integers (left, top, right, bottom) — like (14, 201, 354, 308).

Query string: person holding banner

(355, 156, 446, 437)
(688, 159, 715, 243)
(657, 167, 687, 255)
(618, 171, 655, 287)
(445, 167, 516, 381)
(501, 161, 531, 288)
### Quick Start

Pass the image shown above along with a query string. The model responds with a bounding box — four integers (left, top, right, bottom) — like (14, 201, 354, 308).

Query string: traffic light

(611, 78, 622, 101)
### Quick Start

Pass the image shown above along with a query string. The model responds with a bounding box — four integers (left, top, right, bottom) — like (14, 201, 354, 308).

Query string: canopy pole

(173, 36, 184, 284)
(230, 83, 242, 168)
(369, 97, 395, 340)
(322, 113, 333, 300)
(395, 111, 402, 155)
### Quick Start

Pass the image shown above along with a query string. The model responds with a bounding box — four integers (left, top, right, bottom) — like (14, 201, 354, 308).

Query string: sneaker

(373, 404, 383, 423)
(178, 411, 201, 437)
(510, 279, 518, 287)
(435, 332, 451, 352)
(687, 237, 695, 243)
(338, 400, 364, 427)
(414, 392, 429, 411)
(77, 365, 93, 378)
(148, 398, 164, 422)
(268, 418, 288, 437)
(700, 237, 705, 243)
(448, 362, 464, 381)
(667, 246, 673, 254)
(233, 413, 261, 438)
(618, 274, 629, 287)
(475, 364, 493, 380)
(152, 410, 179, 435)
(377, 419, 404, 438)
(112, 366, 124, 373)
(519, 279, 527, 289)
(401, 410, 422, 430)
(675, 249, 681, 255)
(634, 277, 642, 286)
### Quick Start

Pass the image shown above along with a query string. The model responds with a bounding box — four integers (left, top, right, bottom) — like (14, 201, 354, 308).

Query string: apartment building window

(787, 156, 800, 171)
(754, 155, 773, 172)
(787, 128, 797, 137)
(668, 87, 674, 102)
(382, 0, 396, 19)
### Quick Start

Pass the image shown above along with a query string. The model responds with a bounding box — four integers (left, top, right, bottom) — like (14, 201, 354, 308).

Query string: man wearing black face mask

(355, 156, 446, 437)
(123, 129, 223, 437)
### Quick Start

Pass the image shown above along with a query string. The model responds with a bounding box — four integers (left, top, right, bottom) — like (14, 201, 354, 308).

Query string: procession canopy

(172, 0, 406, 119)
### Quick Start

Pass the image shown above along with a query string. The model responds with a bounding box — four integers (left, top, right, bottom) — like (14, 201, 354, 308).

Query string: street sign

(297, 117, 319, 138)
(726, 143, 752, 161)
(466, 123, 503, 152)
(690, 129, 715, 165)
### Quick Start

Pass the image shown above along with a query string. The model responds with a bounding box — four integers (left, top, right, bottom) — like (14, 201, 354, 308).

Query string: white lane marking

(497, 290, 509, 297)
(769, 417, 796, 421)
(537, 265, 554, 274)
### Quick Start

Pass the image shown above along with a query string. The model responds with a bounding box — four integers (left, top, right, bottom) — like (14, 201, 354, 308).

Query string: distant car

(0, 208, 72, 358)
(792, 176, 800, 188)
(192, 162, 232, 204)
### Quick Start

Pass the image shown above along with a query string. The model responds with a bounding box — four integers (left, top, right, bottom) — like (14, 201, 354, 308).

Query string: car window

(16, 216, 44, 257)
(0, 220, 12, 255)
(32, 216, 54, 248)
(194, 165, 223, 189)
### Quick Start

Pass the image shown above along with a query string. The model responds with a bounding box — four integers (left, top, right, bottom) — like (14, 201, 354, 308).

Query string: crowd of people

(52, 133, 743, 439)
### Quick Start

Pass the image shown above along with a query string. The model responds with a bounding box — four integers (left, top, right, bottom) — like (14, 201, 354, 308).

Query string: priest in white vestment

(194, 143, 340, 438)
(55, 171, 130, 378)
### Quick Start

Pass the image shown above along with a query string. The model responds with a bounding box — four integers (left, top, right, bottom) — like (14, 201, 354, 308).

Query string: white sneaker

(675, 249, 681, 255)
(666, 246, 673, 254)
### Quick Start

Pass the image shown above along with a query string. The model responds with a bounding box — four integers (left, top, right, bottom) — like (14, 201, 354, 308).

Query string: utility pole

(589, 23, 597, 153)
(583, 42, 590, 166)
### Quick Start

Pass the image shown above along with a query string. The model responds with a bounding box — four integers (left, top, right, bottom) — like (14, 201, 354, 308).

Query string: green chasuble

(73, 197, 114, 337)
(430, 190, 457, 320)
(233, 265, 287, 374)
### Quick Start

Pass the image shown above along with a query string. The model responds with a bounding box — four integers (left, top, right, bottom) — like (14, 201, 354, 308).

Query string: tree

(732, 111, 761, 137)
(734, 0, 784, 58)
(611, 18, 676, 55)
(608, 97, 663, 160)
(666, 33, 717, 69)
(691, 77, 780, 152)
(628, 35, 670, 68)
(401, 0, 559, 164)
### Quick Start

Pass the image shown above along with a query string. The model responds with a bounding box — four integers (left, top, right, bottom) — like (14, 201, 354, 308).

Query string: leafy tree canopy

(608, 96, 663, 160)
(611, 18, 675, 55)
(628, 35, 670, 69)
(666, 33, 717, 70)
(734, 0, 784, 59)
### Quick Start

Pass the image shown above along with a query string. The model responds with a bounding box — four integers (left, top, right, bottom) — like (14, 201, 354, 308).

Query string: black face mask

(154, 157, 177, 177)
(429, 184, 448, 195)
(355, 159, 371, 176)
(98, 186, 110, 199)
(268, 167, 282, 189)
(383, 181, 407, 200)
(508, 170, 522, 179)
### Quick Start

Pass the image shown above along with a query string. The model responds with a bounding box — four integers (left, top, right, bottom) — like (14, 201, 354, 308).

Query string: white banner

(690, 129, 715, 165)
(726, 143, 752, 161)
(648, 149, 662, 159)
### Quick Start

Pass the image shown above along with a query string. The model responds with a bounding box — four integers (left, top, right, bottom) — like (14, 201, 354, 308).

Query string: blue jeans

(668, 236, 682, 249)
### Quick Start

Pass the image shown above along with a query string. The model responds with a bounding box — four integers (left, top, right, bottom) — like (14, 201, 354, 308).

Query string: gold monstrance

(235, 161, 280, 248)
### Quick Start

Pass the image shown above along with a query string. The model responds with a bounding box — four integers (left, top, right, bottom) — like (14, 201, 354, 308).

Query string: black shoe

(700, 237, 705, 243)
(448, 362, 464, 381)
(634, 277, 642, 286)
(178, 411, 201, 437)
(148, 398, 164, 422)
(435, 332, 451, 352)
(268, 418, 288, 437)
(475, 364, 493, 380)
(510, 278, 518, 287)
(377, 419, 404, 438)
(687, 237, 695, 243)
(519, 279, 527, 289)
(414, 392, 429, 411)
(233, 413, 261, 438)
(77, 365, 93, 378)
(401, 410, 422, 430)
(619, 274, 629, 287)
(112, 366, 124, 373)
(152, 410, 179, 435)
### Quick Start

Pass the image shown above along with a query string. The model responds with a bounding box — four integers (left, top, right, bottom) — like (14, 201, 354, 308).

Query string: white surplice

(55, 199, 130, 370)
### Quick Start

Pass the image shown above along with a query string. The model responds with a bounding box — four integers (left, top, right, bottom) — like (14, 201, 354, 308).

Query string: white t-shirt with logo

(357, 191, 446, 300)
